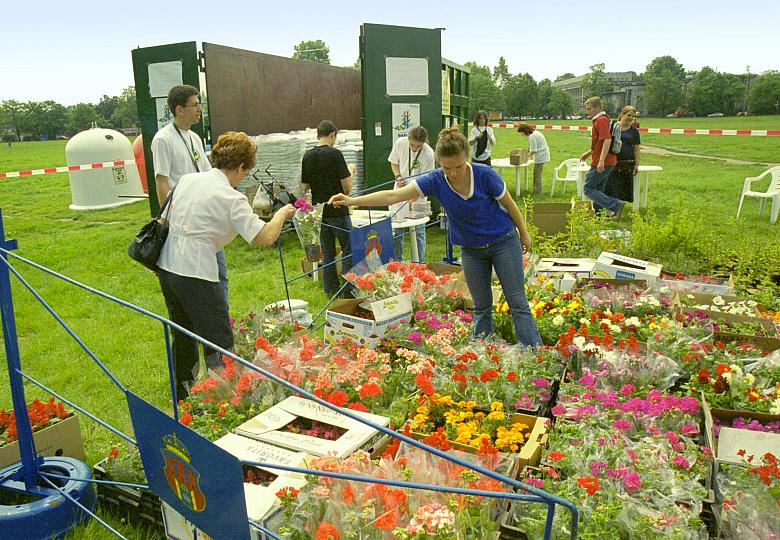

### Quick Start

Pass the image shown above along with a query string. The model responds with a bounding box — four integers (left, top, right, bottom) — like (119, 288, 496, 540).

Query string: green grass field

(0, 117, 778, 538)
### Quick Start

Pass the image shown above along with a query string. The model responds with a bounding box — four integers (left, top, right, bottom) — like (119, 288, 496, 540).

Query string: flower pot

(303, 243, 321, 264)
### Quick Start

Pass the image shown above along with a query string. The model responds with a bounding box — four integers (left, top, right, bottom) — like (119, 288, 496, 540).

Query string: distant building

(553, 72, 646, 116)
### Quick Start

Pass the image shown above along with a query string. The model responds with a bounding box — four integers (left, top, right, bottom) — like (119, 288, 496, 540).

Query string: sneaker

(613, 201, 625, 221)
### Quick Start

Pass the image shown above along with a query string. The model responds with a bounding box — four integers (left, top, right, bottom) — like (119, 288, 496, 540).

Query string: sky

(2, 0, 778, 105)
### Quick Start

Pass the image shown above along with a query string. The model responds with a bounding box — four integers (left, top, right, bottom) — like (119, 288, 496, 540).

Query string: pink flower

(672, 454, 691, 470)
(665, 431, 680, 444)
(551, 405, 567, 416)
(525, 477, 545, 488)
(619, 384, 635, 397)
(578, 373, 596, 388)
(613, 419, 632, 431)
(623, 471, 642, 492)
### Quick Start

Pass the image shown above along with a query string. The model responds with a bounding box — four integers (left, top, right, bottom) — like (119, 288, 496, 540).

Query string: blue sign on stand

(349, 217, 394, 273)
(127, 391, 250, 540)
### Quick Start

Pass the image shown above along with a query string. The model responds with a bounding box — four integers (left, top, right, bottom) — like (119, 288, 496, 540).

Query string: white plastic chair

(736, 166, 780, 224)
(551, 158, 584, 196)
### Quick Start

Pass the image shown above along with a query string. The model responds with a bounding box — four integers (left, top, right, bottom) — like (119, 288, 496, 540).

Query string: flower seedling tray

(712, 332, 780, 352)
(92, 458, 164, 532)
(0, 412, 84, 469)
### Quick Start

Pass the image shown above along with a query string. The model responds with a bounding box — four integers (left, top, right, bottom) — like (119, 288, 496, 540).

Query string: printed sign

(112, 166, 127, 185)
(385, 57, 429, 96)
(127, 391, 250, 540)
(391, 103, 420, 140)
(349, 217, 394, 274)
(148, 61, 183, 98)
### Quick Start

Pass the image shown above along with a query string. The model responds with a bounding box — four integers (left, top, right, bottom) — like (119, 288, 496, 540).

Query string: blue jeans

(321, 214, 353, 298)
(216, 249, 228, 303)
(393, 224, 427, 262)
(584, 166, 621, 213)
(460, 231, 542, 346)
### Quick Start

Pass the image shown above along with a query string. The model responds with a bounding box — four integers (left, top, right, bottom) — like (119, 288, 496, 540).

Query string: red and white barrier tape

(0, 158, 144, 180)
(489, 123, 780, 136)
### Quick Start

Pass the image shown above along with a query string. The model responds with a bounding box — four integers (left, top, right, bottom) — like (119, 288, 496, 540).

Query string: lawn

(0, 120, 778, 538)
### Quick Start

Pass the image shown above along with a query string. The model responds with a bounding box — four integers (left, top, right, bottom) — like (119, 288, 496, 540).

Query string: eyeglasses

(186, 102, 202, 109)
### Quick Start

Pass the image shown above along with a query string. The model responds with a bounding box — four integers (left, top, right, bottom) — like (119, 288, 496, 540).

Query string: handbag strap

(157, 187, 176, 219)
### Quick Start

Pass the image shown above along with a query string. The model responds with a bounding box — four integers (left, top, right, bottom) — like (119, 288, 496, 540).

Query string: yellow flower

(458, 400, 476, 411)
(487, 411, 506, 421)
(490, 402, 504, 412)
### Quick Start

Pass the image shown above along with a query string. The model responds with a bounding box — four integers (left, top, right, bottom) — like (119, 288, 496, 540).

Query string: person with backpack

(468, 110, 496, 166)
(579, 96, 624, 220)
(605, 106, 641, 202)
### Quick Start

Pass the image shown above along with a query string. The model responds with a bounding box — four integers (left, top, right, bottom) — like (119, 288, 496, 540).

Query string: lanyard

(407, 145, 422, 177)
(172, 124, 201, 172)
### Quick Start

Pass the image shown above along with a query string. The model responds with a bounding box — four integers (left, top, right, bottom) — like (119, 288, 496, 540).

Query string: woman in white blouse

(157, 131, 295, 397)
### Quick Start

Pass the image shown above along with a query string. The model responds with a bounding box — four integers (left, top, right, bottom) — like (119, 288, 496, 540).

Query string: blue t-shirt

(414, 163, 514, 247)
(617, 126, 641, 161)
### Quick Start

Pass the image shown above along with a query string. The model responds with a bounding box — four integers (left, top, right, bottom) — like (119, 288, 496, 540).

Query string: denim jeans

(583, 165, 621, 213)
(393, 224, 427, 262)
(321, 214, 354, 298)
(460, 231, 542, 346)
(216, 248, 228, 303)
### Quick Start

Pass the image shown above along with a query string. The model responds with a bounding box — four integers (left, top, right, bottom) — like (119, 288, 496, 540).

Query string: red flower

(697, 368, 711, 385)
(506, 371, 518, 382)
(421, 427, 453, 451)
(452, 373, 467, 385)
(715, 363, 731, 377)
(325, 390, 349, 407)
(359, 382, 382, 399)
(375, 509, 399, 531)
(180, 412, 192, 426)
(479, 369, 499, 383)
(577, 476, 600, 495)
(347, 402, 369, 412)
(341, 484, 355, 504)
(415, 373, 435, 395)
(315, 522, 339, 540)
(548, 451, 567, 463)
(108, 446, 120, 459)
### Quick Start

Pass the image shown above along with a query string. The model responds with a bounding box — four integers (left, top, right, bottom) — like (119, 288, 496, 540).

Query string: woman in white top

(517, 124, 551, 196)
(468, 110, 496, 166)
(157, 131, 295, 397)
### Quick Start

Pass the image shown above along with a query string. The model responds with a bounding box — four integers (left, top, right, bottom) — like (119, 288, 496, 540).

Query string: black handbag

(127, 189, 175, 271)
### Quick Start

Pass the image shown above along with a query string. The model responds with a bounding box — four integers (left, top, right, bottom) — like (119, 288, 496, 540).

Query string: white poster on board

(391, 103, 420, 140)
(386, 57, 429, 96)
(148, 61, 183, 97)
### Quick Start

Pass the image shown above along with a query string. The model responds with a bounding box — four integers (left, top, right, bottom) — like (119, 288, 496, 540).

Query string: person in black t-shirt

(301, 120, 356, 297)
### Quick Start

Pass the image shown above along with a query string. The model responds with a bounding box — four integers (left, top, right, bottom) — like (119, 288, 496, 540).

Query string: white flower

(573, 336, 587, 349)
(611, 325, 622, 334)
(744, 373, 756, 386)
(771, 398, 780, 415)
(712, 296, 725, 306)
(583, 343, 599, 353)
(600, 318, 612, 327)
(747, 300, 758, 307)
(722, 372, 733, 383)
(625, 316, 641, 328)
(552, 315, 565, 327)
(579, 318, 589, 325)
(686, 294, 695, 300)
(730, 364, 743, 378)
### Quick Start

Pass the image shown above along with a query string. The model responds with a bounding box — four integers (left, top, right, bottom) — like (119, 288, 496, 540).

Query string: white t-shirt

(388, 136, 436, 178)
(469, 126, 495, 161)
(158, 169, 265, 282)
(151, 123, 212, 190)
(528, 131, 551, 164)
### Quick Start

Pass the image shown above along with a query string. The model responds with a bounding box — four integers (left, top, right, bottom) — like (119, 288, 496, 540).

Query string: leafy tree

(464, 61, 502, 116)
(537, 78, 553, 117)
(555, 73, 576, 82)
(720, 74, 746, 115)
(583, 63, 612, 98)
(687, 68, 746, 116)
(110, 87, 139, 128)
(96, 95, 120, 126)
(748, 71, 780, 114)
(292, 39, 330, 64)
(504, 73, 538, 117)
(0, 100, 30, 141)
(493, 56, 510, 88)
(67, 103, 99, 134)
(548, 88, 574, 118)
(643, 55, 685, 116)
(38, 101, 67, 139)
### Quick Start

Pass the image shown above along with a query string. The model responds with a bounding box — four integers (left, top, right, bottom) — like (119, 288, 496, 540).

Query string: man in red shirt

(579, 96, 624, 219)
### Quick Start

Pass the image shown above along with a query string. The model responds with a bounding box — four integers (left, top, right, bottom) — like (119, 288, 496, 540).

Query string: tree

(555, 73, 576, 82)
(536, 78, 553, 117)
(687, 67, 722, 116)
(67, 103, 99, 134)
(96, 95, 120, 126)
(749, 71, 780, 114)
(493, 56, 510, 88)
(292, 39, 330, 64)
(583, 63, 612, 99)
(464, 61, 502, 116)
(504, 73, 538, 117)
(643, 55, 685, 116)
(0, 100, 30, 141)
(38, 101, 67, 139)
(110, 87, 139, 128)
(548, 88, 574, 118)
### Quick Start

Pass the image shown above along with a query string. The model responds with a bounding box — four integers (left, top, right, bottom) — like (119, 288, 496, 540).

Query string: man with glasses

(151, 85, 229, 300)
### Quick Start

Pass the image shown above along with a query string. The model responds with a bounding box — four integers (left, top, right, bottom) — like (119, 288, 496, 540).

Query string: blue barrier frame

(0, 201, 578, 539)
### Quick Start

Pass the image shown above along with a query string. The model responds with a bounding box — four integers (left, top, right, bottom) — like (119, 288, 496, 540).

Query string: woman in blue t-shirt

(329, 126, 542, 346)
(605, 106, 641, 202)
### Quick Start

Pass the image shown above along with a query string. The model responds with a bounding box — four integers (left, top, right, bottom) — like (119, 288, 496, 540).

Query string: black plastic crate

(92, 459, 164, 532)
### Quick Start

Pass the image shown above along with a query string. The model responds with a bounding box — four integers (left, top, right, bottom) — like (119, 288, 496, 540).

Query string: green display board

(131, 42, 203, 216)
(359, 24, 443, 191)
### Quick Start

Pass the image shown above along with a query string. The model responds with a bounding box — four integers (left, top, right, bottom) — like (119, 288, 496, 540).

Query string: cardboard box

(702, 394, 780, 466)
(591, 251, 662, 284)
(0, 413, 84, 469)
(162, 433, 308, 540)
(235, 396, 390, 459)
(575, 277, 649, 291)
(509, 148, 529, 165)
(534, 258, 595, 280)
(525, 201, 593, 236)
(324, 292, 413, 348)
(713, 332, 780, 352)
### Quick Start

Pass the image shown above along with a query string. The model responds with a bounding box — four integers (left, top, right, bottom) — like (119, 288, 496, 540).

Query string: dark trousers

(605, 160, 635, 202)
(472, 157, 492, 166)
(158, 269, 233, 398)
(321, 214, 354, 298)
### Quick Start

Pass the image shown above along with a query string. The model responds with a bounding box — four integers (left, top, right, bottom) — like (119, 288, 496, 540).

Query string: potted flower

(292, 198, 323, 263)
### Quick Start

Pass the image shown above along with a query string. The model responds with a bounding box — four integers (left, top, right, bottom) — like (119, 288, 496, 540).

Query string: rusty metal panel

(203, 42, 361, 138)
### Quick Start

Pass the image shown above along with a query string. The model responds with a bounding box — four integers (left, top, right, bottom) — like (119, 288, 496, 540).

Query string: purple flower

(590, 461, 607, 476)
(414, 310, 428, 320)
(597, 436, 606, 446)
(407, 332, 422, 346)
(613, 419, 632, 432)
(525, 477, 545, 489)
(294, 198, 314, 212)
(532, 378, 551, 389)
(681, 423, 699, 436)
(551, 405, 567, 416)
(623, 471, 642, 493)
